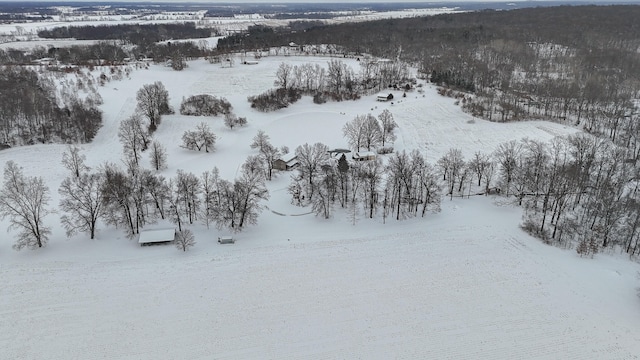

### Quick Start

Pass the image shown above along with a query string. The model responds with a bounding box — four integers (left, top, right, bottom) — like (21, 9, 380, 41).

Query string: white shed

(218, 235, 235, 244)
(138, 228, 176, 246)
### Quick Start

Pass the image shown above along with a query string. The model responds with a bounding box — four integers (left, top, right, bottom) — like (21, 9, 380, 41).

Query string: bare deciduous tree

(118, 114, 150, 167)
(0, 161, 52, 250)
(295, 142, 330, 200)
(224, 113, 247, 129)
(61, 145, 89, 178)
(149, 140, 168, 171)
(59, 172, 104, 239)
(274, 62, 293, 89)
(182, 122, 216, 152)
(250, 130, 270, 152)
(136, 81, 172, 132)
(175, 229, 196, 251)
(378, 109, 397, 148)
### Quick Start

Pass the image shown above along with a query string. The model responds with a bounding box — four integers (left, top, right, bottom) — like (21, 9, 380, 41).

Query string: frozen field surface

(2, 199, 639, 359)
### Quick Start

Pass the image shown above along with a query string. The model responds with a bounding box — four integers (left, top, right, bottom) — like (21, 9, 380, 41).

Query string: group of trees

(116, 82, 174, 172)
(342, 110, 397, 152)
(248, 87, 302, 112)
(288, 142, 442, 222)
(0, 67, 102, 147)
(280, 129, 640, 257)
(248, 59, 412, 111)
(180, 94, 232, 116)
(429, 134, 640, 257)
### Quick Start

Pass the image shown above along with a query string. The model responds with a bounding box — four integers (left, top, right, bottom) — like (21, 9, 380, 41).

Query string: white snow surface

(2, 55, 640, 359)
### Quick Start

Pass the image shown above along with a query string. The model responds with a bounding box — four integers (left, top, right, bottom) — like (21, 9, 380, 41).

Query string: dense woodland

(0, 67, 102, 146)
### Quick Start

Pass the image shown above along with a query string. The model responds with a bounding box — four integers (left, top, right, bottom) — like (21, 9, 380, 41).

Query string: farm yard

(1, 55, 639, 359)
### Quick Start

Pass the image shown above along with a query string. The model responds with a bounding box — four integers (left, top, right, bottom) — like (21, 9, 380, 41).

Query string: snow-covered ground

(1, 55, 639, 359)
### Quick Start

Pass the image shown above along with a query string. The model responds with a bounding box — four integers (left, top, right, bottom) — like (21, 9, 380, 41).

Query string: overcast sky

(3, 0, 629, 4)
(0, 0, 571, 2)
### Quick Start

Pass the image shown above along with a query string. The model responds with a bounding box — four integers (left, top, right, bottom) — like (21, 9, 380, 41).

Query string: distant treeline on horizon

(1, 1, 639, 17)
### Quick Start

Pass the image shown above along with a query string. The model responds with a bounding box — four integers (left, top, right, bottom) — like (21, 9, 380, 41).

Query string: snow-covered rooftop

(138, 228, 176, 244)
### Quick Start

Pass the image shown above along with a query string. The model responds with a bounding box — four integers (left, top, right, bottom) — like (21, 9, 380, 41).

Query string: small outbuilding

(218, 235, 235, 244)
(138, 228, 176, 246)
(377, 93, 394, 102)
(273, 152, 299, 171)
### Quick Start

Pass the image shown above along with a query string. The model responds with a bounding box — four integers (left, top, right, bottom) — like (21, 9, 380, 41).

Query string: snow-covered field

(1, 55, 639, 359)
(0, 7, 463, 42)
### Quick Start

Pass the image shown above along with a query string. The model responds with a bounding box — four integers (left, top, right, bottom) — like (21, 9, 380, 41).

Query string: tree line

(5, 125, 640, 257)
(37, 23, 212, 47)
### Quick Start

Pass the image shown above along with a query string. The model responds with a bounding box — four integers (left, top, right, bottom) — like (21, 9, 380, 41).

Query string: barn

(138, 228, 176, 246)
(273, 153, 299, 171)
(376, 93, 394, 102)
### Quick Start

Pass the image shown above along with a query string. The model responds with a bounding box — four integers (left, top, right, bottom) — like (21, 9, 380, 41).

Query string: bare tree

(209, 158, 269, 231)
(61, 145, 89, 178)
(233, 159, 269, 229)
(182, 122, 216, 152)
(200, 168, 220, 229)
(250, 130, 270, 152)
(224, 113, 247, 129)
(196, 122, 216, 152)
(274, 62, 293, 89)
(250, 130, 280, 180)
(295, 142, 330, 200)
(343, 114, 366, 151)
(0, 161, 52, 250)
(149, 140, 168, 171)
(378, 109, 397, 148)
(181, 130, 199, 151)
(175, 229, 196, 251)
(468, 151, 490, 187)
(494, 140, 523, 196)
(362, 114, 383, 151)
(438, 148, 465, 200)
(59, 172, 104, 239)
(260, 143, 281, 181)
(100, 162, 135, 237)
(136, 81, 172, 132)
(174, 170, 201, 225)
(118, 114, 149, 167)
(359, 158, 384, 218)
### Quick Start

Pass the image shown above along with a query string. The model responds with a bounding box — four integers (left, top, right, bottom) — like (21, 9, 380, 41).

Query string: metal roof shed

(138, 228, 176, 246)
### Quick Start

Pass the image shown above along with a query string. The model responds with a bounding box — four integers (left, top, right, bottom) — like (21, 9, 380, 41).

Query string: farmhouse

(377, 93, 394, 102)
(353, 151, 376, 161)
(273, 152, 299, 171)
(138, 228, 176, 246)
